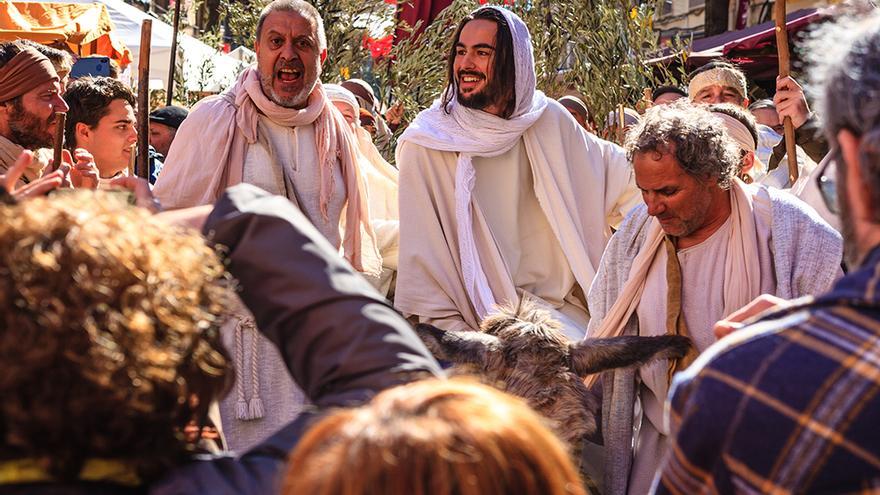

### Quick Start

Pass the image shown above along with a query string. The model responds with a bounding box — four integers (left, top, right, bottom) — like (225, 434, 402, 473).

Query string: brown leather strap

(665, 236, 697, 382)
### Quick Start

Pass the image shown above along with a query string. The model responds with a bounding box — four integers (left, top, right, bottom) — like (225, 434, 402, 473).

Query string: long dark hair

(441, 7, 517, 119)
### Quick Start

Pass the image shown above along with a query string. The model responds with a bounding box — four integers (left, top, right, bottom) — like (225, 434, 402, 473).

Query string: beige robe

(355, 126, 399, 295)
(396, 103, 639, 336)
(244, 115, 346, 248)
(627, 208, 776, 495)
(472, 139, 590, 338)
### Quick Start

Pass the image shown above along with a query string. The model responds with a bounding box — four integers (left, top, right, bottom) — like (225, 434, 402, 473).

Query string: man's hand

(66, 149, 100, 189)
(773, 76, 811, 130)
(108, 176, 161, 213)
(0, 150, 66, 200)
(714, 294, 788, 340)
(385, 101, 404, 126)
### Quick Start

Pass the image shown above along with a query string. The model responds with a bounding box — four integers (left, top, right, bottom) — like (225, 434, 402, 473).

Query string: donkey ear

(415, 323, 500, 366)
(569, 335, 692, 377)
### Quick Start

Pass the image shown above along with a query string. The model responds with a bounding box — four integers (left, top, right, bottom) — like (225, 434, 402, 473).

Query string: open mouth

(458, 72, 485, 90)
(277, 67, 302, 83)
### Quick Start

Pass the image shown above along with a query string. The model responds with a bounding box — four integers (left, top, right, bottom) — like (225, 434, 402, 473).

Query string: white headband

(713, 112, 756, 153)
(688, 67, 747, 101)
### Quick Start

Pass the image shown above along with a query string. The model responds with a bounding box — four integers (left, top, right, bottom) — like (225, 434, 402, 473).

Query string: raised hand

(0, 150, 67, 201)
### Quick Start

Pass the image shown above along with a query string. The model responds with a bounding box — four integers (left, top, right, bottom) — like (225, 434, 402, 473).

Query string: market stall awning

(650, 8, 826, 80)
(0, 2, 130, 67)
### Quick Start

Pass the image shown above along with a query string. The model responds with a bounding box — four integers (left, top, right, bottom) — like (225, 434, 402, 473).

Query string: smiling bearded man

(152, 0, 383, 454)
(395, 6, 639, 341)
(584, 101, 843, 495)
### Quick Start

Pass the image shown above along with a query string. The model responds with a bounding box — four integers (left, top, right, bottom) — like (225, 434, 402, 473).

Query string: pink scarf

(161, 67, 379, 274)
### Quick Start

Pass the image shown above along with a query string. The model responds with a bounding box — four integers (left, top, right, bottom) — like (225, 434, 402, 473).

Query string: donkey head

(415, 300, 691, 448)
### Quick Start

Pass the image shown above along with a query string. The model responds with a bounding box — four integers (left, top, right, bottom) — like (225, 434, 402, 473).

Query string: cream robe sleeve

(586, 131, 640, 229)
(153, 95, 242, 209)
(395, 140, 480, 333)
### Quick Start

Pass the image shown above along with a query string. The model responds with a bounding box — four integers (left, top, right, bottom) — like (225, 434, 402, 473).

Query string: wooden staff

(51, 112, 66, 171)
(617, 102, 625, 144)
(136, 19, 152, 180)
(774, 0, 798, 184)
(166, 0, 182, 106)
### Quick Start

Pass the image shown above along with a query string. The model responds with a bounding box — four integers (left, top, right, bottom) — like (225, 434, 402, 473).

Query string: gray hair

(807, 9, 880, 193)
(256, 0, 327, 52)
(809, 8, 880, 153)
(624, 101, 741, 189)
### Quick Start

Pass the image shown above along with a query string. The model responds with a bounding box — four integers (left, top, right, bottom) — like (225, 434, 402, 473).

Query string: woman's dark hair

(441, 7, 517, 119)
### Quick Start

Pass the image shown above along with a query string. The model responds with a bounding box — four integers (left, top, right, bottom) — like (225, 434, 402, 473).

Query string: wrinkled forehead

(689, 68, 746, 99)
(260, 9, 318, 40)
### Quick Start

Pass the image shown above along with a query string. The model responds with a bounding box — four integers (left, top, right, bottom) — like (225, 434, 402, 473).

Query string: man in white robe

(585, 102, 843, 495)
(153, 0, 381, 453)
(395, 5, 639, 341)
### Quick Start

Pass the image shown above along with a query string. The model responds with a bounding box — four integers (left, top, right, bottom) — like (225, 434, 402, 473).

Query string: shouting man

(153, 0, 382, 453)
(395, 6, 638, 340)
(586, 102, 842, 495)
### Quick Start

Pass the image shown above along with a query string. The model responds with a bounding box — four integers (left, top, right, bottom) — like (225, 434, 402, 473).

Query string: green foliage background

(200, 0, 686, 133)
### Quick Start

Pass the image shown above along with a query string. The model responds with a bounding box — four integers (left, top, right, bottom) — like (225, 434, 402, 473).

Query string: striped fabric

(654, 247, 880, 494)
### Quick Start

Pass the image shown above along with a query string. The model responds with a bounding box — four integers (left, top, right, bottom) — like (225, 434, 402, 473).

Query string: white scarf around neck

(399, 6, 549, 317)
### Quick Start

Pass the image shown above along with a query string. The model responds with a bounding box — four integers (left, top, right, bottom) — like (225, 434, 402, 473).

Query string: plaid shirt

(654, 247, 880, 494)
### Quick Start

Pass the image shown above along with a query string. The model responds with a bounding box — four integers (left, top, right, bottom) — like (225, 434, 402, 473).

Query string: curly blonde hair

(284, 378, 587, 495)
(0, 191, 233, 481)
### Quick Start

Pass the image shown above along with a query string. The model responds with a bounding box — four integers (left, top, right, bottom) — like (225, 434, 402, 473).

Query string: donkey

(415, 300, 691, 453)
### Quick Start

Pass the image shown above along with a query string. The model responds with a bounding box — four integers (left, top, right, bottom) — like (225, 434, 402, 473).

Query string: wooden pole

(774, 0, 798, 184)
(617, 103, 625, 145)
(166, 0, 182, 106)
(51, 112, 66, 171)
(137, 19, 152, 180)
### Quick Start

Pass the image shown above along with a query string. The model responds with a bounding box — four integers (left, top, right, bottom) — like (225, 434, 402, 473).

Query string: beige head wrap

(0, 48, 58, 102)
(688, 66, 747, 101)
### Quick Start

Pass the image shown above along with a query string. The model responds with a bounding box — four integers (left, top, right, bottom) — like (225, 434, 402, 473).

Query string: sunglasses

(816, 147, 839, 215)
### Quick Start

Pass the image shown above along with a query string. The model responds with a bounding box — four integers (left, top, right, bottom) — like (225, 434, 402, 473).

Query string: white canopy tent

(68, 0, 246, 92)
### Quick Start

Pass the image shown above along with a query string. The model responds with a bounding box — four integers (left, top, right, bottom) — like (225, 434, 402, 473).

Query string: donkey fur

(415, 300, 691, 449)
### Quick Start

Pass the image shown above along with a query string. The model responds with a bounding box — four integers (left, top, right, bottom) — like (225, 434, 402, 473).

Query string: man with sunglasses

(654, 11, 880, 493)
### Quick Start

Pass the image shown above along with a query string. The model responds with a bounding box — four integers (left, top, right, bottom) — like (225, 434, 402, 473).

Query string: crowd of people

(0, 0, 879, 493)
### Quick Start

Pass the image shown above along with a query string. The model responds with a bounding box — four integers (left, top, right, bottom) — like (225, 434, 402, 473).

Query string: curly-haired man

(0, 184, 440, 494)
(584, 101, 843, 495)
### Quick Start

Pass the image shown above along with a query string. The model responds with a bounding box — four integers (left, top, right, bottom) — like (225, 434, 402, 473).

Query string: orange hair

(283, 378, 587, 495)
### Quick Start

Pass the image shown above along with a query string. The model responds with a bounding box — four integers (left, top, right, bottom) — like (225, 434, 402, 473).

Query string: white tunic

(244, 115, 346, 248)
(473, 139, 589, 336)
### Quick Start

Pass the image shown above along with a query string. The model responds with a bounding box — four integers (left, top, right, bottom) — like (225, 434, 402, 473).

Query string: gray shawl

(588, 186, 842, 495)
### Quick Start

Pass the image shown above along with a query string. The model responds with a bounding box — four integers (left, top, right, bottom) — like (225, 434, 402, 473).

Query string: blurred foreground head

(284, 378, 587, 495)
(807, 8, 880, 267)
(0, 191, 232, 481)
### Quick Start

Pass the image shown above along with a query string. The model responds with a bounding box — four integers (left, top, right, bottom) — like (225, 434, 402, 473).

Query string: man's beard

(456, 70, 494, 111)
(8, 99, 54, 149)
(259, 59, 320, 109)
(838, 173, 861, 268)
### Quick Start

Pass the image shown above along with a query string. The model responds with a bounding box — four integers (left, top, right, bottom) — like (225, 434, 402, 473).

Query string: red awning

(650, 8, 827, 79)
(688, 9, 822, 61)
(393, 0, 453, 44)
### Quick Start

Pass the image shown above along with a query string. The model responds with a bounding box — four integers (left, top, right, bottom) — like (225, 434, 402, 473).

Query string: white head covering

(324, 84, 360, 122)
(398, 5, 550, 317)
(712, 111, 766, 181)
